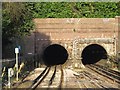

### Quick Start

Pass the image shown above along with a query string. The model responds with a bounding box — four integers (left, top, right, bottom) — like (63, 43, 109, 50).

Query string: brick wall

(118, 17, 120, 53)
(34, 18, 117, 39)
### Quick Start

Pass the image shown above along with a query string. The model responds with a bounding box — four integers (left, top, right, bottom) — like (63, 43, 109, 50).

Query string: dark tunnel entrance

(43, 44, 68, 66)
(81, 44, 108, 65)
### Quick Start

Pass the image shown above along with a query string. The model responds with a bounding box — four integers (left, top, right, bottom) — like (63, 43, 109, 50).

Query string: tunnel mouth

(43, 44, 68, 66)
(81, 44, 107, 65)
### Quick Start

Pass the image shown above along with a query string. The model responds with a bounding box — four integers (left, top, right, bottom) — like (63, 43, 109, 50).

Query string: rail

(86, 64, 120, 83)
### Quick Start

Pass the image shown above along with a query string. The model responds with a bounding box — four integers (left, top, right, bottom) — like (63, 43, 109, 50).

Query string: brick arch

(80, 43, 107, 57)
(81, 44, 108, 65)
(72, 38, 115, 60)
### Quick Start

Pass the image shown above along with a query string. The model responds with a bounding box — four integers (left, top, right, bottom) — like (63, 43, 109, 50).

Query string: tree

(2, 2, 34, 58)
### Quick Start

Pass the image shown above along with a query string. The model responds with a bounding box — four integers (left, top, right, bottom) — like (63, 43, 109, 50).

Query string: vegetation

(2, 3, 34, 42)
(2, 2, 34, 58)
(27, 2, 119, 18)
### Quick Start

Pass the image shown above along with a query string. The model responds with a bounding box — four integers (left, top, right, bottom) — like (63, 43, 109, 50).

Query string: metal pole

(16, 53, 18, 81)
(34, 31, 37, 68)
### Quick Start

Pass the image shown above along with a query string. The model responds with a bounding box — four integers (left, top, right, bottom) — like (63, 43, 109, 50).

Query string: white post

(16, 53, 18, 81)
(8, 68, 11, 88)
(8, 68, 14, 88)
(15, 48, 19, 81)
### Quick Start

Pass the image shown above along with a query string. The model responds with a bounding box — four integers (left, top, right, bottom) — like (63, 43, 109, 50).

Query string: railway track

(73, 65, 119, 89)
(29, 66, 51, 89)
(32, 66, 48, 85)
(58, 65, 64, 89)
(86, 64, 120, 84)
(95, 64, 120, 77)
(73, 71, 117, 89)
(28, 65, 64, 89)
(13, 63, 119, 89)
(82, 71, 117, 89)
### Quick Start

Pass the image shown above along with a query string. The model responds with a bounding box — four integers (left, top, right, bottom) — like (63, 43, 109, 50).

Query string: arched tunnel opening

(43, 44, 68, 66)
(81, 44, 108, 65)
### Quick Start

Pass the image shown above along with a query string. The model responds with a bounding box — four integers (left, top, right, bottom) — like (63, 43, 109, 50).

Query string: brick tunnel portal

(42, 43, 108, 66)
(28, 18, 119, 67)
(81, 44, 108, 65)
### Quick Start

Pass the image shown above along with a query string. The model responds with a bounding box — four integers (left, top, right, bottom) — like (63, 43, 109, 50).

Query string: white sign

(8, 68, 14, 77)
(15, 48, 19, 53)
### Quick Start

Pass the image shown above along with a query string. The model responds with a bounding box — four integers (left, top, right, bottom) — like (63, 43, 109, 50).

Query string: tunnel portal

(43, 44, 68, 66)
(81, 44, 108, 65)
